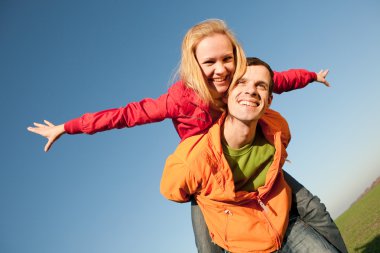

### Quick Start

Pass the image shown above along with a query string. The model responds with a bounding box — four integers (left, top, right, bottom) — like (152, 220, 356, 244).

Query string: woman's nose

(214, 62, 226, 74)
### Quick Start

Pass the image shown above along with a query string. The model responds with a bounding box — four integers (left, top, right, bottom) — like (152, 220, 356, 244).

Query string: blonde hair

(179, 19, 246, 107)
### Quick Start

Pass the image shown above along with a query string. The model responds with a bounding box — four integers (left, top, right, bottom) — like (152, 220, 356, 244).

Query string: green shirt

(222, 127, 275, 192)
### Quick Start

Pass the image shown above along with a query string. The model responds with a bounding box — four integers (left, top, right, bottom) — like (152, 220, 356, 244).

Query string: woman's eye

(224, 56, 233, 62)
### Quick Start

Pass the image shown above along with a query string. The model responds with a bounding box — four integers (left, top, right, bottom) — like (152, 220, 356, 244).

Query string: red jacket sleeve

(64, 86, 179, 135)
(272, 69, 317, 94)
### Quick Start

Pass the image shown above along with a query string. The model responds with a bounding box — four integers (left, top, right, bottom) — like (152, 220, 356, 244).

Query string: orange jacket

(160, 109, 292, 253)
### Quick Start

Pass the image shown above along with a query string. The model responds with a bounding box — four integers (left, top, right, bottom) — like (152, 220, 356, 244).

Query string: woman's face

(195, 33, 236, 99)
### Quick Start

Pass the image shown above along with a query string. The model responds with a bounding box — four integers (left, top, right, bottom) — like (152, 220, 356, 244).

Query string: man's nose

(245, 84, 257, 95)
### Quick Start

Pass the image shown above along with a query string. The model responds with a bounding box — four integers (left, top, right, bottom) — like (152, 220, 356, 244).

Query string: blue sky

(1, 1, 380, 252)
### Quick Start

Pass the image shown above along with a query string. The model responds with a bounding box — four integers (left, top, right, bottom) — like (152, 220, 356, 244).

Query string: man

(160, 58, 339, 252)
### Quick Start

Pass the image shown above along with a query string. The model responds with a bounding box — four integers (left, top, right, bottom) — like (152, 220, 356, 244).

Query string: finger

(44, 120, 55, 127)
(27, 126, 49, 137)
(318, 69, 329, 77)
(27, 126, 45, 134)
(27, 126, 36, 133)
(33, 122, 46, 128)
(321, 79, 330, 87)
(44, 140, 52, 152)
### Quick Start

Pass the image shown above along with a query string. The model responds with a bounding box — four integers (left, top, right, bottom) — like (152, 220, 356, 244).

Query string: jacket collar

(208, 109, 285, 148)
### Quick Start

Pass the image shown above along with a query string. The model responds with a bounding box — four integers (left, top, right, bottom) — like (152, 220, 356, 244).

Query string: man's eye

(257, 84, 267, 90)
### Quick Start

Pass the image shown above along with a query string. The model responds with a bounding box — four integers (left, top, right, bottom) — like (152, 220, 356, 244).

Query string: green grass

(335, 183, 380, 253)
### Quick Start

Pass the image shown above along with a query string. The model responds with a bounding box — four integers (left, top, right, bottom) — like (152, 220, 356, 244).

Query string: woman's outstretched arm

(272, 68, 330, 93)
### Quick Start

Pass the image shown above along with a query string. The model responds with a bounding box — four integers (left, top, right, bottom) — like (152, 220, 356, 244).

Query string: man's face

(227, 65, 273, 124)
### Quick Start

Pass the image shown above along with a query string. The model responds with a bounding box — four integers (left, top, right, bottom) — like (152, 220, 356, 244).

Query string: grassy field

(335, 183, 380, 253)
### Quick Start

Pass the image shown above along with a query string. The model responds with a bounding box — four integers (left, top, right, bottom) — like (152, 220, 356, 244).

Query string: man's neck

(222, 115, 258, 149)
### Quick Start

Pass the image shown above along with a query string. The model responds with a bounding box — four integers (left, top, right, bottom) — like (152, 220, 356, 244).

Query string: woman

(27, 19, 346, 252)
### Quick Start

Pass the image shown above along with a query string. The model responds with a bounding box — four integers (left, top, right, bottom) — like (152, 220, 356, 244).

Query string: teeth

(239, 101, 258, 107)
(212, 77, 226, 82)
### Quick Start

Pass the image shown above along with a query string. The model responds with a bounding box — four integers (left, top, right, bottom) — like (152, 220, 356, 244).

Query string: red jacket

(160, 110, 292, 252)
(64, 70, 316, 140)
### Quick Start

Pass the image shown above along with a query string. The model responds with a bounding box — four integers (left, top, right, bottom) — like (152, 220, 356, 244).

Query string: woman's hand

(316, 69, 331, 87)
(27, 120, 66, 152)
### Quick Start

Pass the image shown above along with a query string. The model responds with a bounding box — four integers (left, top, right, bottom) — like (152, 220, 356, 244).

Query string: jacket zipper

(257, 197, 282, 249)
(224, 209, 232, 243)
(257, 198, 269, 213)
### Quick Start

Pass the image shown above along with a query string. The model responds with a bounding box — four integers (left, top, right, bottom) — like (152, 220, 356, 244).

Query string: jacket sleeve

(279, 115, 291, 148)
(273, 69, 317, 94)
(160, 153, 199, 203)
(261, 109, 291, 148)
(64, 87, 179, 135)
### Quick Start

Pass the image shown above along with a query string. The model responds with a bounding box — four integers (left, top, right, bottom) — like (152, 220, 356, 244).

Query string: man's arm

(160, 153, 199, 202)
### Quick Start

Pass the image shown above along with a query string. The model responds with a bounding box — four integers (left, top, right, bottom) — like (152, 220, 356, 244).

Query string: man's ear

(268, 94, 273, 107)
